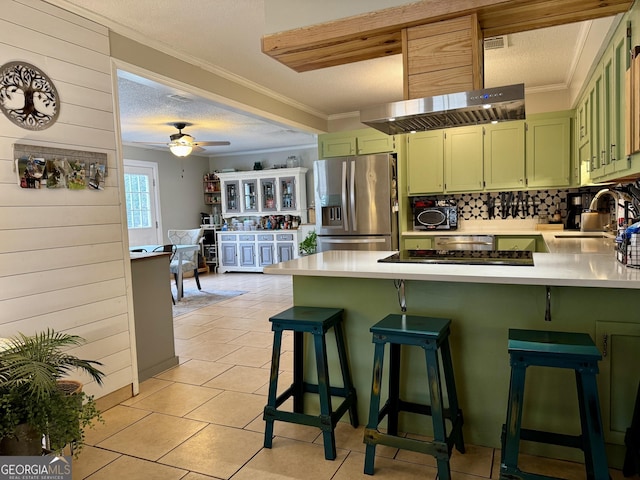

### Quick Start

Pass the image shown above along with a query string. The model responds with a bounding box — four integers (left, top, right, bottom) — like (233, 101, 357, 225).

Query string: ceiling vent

(167, 94, 192, 103)
(484, 36, 507, 50)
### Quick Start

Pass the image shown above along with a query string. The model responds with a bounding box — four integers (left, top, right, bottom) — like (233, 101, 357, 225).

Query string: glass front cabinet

(260, 178, 277, 212)
(242, 179, 258, 212)
(280, 176, 296, 211)
(217, 168, 308, 221)
(222, 180, 240, 214)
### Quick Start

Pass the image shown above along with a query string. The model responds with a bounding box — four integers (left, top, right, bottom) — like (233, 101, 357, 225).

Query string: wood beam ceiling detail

(262, 0, 633, 73)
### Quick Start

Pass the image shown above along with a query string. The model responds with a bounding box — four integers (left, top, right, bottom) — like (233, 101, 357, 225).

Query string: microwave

(413, 205, 458, 230)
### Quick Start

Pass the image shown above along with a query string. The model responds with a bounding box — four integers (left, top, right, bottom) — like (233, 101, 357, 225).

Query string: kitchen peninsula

(264, 233, 640, 467)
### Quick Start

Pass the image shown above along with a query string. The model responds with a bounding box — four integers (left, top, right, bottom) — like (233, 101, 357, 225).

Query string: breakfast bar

(264, 233, 640, 468)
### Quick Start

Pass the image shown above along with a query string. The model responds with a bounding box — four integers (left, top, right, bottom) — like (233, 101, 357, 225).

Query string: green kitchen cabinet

(525, 113, 571, 188)
(578, 140, 593, 186)
(483, 121, 526, 191)
(445, 126, 484, 192)
(318, 128, 396, 158)
(577, 89, 590, 147)
(402, 236, 433, 250)
(495, 236, 537, 252)
(595, 321, 640, 446)
(406, 130, 444, 194)
(602, 26, 631, 178)
(587, 24, 630, 181)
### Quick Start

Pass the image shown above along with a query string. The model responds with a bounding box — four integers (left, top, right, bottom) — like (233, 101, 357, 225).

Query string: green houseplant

(0, 329, 105, 456)
(299, 230, 317, 255)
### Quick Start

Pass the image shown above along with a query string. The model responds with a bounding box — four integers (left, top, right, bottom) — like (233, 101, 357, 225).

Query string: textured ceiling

(44, 0, 618, 156)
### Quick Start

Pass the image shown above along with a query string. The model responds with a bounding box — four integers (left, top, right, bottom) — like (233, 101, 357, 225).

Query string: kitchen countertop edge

(264, 249, 640, 289)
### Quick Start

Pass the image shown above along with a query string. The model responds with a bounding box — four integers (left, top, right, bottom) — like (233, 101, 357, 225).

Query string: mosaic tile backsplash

(426, 187, 604, 222)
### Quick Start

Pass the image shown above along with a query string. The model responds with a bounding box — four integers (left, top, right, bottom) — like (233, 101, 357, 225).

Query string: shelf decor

(0, 61, 60, 130)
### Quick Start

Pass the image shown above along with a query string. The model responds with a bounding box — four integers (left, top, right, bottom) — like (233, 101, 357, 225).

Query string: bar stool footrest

(500, 465, 567, 480)
(364, 428, 450, 460)
(520, 427, 584, 450)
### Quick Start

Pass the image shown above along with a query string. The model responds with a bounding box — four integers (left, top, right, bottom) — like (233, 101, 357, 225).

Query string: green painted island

(264, 244, 640, 468)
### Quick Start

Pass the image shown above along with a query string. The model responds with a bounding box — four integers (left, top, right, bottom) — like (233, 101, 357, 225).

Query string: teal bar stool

(263, 306, 359, 460)
(363, 314, 465, 479)
(501, 329, 609, 480)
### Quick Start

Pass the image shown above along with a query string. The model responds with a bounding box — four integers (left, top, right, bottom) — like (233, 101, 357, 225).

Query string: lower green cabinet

(595, 321, 640, 445)
(403, 237, 433, 250)
(495, 235, 547, 252)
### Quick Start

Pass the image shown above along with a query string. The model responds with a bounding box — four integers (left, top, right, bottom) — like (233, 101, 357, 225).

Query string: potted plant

(0, 329, 105, 456)
(299, 230, 317, 255)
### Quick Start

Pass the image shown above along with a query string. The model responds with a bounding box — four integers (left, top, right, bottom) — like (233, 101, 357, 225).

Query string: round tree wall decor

(0, 61, 59, 130)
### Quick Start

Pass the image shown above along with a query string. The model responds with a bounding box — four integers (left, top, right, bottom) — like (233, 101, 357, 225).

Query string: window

(124, 173, 151, 229)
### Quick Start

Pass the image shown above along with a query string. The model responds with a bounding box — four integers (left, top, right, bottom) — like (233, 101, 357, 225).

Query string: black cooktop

(379, 249, 534, 266)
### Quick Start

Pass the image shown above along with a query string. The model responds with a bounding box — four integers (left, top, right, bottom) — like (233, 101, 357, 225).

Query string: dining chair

(167, 228, 204, 298)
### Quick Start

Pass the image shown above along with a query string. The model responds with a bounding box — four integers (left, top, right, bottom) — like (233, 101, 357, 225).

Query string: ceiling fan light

(169, 143, 193, 157)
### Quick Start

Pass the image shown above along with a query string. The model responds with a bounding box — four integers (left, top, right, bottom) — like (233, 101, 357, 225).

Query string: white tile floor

(73, 272, 625, 479)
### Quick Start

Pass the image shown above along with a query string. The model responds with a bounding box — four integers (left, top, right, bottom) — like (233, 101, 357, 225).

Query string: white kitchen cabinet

(217, 168, 308, 221)
(239, 235, 256, 267)
(276, 233, 296, 262)
(219, 235, 239, 268)
(217, 230, 301, 272)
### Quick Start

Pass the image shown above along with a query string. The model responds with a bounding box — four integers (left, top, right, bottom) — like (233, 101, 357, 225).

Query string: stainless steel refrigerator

(314, 153, 398, 252)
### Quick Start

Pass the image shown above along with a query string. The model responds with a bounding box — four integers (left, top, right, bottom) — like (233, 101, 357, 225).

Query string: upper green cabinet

(318, 128, 396, 158)
(525, 113, 572, 188)
(404, 115, 568, 195)
(406, 130, 444, 194)
(577, 20, 632, 184)
(444, 126, 484, 192)
(483, 121, 526, 191)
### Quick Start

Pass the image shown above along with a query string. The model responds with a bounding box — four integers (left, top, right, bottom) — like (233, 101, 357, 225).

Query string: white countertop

(264, 230, 640, 289)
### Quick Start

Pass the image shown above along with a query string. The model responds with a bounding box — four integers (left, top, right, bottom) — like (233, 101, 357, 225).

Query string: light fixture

(169, 143, 193, 157)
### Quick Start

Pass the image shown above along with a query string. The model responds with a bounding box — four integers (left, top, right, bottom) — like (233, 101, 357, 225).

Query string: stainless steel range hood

(360, 83, 525, 135)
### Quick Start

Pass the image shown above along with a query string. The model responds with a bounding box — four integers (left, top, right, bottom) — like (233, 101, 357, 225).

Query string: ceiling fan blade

(194, 141, 231, 146)
(192, 145, 205, 153)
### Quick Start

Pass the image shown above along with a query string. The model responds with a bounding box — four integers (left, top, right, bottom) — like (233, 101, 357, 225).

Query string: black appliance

(565, 193, 589, 230)
(378, 249, 534, 266)
(412, 198, 457, 231)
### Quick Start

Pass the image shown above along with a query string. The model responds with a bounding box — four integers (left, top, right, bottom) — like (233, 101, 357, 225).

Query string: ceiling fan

(135, 122, 230, 157)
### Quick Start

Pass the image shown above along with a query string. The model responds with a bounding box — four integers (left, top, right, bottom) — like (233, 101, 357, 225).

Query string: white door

(124, 160, 163, 247)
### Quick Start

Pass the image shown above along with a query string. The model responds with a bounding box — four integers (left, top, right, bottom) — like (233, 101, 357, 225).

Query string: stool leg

(292, 331, 304, 413)
(576, 370, 610, 480)
(334, 320, 359, 427)
(264, 328, 283, 449)
(440, 338, 465, 454)
(313, 330, 336, 460)
(387, 343, 401, 436)
(425, 345, 451, 480)
(364, 341, 386, 475)
(501, 362, 527, 476)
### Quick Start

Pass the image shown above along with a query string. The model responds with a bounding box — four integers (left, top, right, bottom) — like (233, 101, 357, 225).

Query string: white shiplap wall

(0, 0, 134, 398)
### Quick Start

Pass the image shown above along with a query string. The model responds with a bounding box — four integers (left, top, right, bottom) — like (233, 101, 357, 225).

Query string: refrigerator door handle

(350, 159, 356, 231)
(341, 161, 348, 231)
